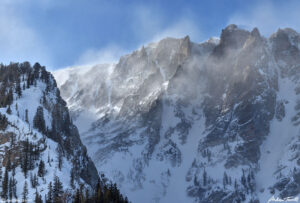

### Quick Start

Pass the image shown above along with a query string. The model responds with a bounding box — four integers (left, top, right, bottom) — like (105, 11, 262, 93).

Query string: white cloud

(75, 45, 128, 66)
(76, 6, 201, 67)
(132, 6, 164, 41)
(151, 18, 201, 43)
(133, 6, 201, 43)
(0, 2, 52, 68)
(228, 1, 300, 37)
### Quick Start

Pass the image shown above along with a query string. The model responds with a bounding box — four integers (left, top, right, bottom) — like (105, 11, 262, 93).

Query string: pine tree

(206, 149, 211, 162)
(10, 134, 15, 148)
(48, 151, 52, 167)
(21, 139, 29, 177)
(241, 169, 246, 188)
(22, 181, 28, 203)
(103, 185, 112, 203)
(84, 189, 89, 203)
(47, 181, 53, 203)
(26, 74, 31, 88)
(70, 168, 75, 189)
(15, 78, 22, 97)
(35, 189, 43, 203)
(0, 114, 8, 131)
(6, 88, 13, 106)
(234, 179, 238, 191)
(12, 176, 17, 199)
(95, 179, 103, 202)
(247, 172, 254, 193)
(6, 152, 11, 171)
(203, 169, 207, 186)
(6, 105, 11, 114)
(0, 166, 3, 182)
(33, 63, 41, 79)
(30, 173, 38, 188)
(53, 176, 63, 203)
(2, 167, 8, 198)
(25, 109, 29, 123)
(33, 106, 46, 134)
(193, 175, 199, 186)
(42, 93, 47, 105)
(9, 177, 13, 200)
(38, 160, 45, 177)
(112, 183, 120, 202)
(74, 189, 80, 203)
(223, 172, 228, 188)
(56, 146, 63, 171)
(79, 184, 84, 203)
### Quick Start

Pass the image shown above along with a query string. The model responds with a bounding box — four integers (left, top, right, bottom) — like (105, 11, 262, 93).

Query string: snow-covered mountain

(0, 63, 128, 203)
(54, 24, 300, 202)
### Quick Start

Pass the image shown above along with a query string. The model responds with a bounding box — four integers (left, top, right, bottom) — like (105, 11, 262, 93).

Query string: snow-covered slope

(54, 25, 300, 202)
(0, 63, 100, 202)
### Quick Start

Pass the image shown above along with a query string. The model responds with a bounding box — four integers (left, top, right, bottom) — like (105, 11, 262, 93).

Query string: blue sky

(1, 0, 300, 70)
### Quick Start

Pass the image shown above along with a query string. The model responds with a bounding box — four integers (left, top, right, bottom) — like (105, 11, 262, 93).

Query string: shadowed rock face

(55, 25, 300, 202)
(212, 24, 251, 57)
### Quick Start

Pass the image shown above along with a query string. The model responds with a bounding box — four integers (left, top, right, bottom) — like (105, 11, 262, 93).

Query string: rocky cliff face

(0, 63, 99, 202)
(54, 25, 300, 202)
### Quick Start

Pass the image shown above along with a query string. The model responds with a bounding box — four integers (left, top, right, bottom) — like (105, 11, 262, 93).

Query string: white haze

(76, 1, 300, 68)
(75, 45, 127, 66)
(75, 6, 202, 67)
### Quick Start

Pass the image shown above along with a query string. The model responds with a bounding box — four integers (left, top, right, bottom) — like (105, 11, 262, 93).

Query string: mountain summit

(54, 25, 300, 202)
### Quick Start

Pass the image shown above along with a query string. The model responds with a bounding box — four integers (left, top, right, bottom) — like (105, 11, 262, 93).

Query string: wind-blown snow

(106, 64, 116, 112)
